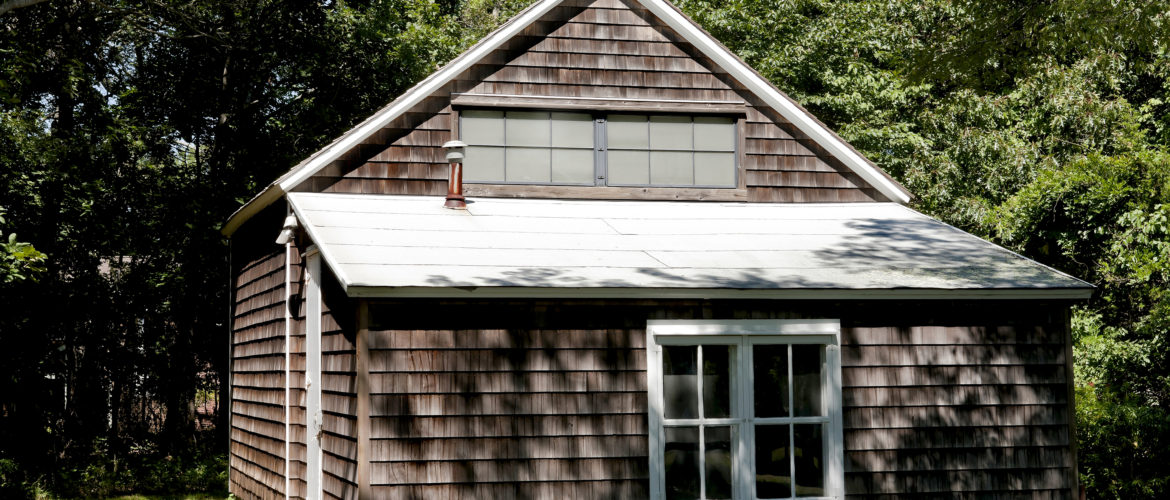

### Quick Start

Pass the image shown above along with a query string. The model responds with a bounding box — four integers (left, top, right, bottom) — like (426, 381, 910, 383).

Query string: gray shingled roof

(287, 193, 1092, 299)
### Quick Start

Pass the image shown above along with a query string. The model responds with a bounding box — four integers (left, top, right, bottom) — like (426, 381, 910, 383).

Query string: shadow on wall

(839, 305, 1073, 496)
(367, 302, 650, 499)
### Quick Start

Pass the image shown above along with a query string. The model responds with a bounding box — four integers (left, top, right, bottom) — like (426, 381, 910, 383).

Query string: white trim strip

(274, 0, 565, 194)
(304, 248, 323, 500)
(347, 286, 1093, 300)
(283, 241, 293, 499)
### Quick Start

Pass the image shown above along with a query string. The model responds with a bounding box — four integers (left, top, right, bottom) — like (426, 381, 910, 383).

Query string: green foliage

(0, 437, 227, 500)
(677, 0, 1170, 495)
(0, 207, 46, 284)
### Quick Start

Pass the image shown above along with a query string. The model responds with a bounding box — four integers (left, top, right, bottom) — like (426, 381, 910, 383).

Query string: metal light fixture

(274, 215, 299, 245)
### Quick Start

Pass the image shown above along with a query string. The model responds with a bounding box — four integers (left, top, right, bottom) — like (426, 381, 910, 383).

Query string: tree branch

(0, 0, 50, 16)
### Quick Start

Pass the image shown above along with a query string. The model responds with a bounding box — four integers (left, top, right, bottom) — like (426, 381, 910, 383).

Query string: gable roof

(221, 0, 913, 237)
(287, 192, 1091, 299)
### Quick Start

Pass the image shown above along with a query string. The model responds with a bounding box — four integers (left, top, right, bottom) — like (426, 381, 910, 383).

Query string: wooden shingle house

(222, 0, 1093, 498)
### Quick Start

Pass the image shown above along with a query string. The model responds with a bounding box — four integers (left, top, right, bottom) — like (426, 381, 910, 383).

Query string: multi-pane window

(647, 320, 843, 500)
(606, 115, 736, 187)
(459, 110, 737, 188)
(461, 110, 595, 184)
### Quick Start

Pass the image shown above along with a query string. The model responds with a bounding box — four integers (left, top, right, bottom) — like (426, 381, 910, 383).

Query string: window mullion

(697, 345, 706, 499)
(595, 117, 606, 186)
(741, 338, 754, 500)
(788, 344, 796, 500)
(699, 425, 707, 500)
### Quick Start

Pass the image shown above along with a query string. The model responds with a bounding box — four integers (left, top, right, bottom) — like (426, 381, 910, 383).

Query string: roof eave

(345, 286, 1095, 300)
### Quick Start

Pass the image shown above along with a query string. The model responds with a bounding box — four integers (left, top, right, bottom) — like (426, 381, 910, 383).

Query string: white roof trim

(222, 0, 912, 236)
(221, 0, 566, 236)
(347, 286, 1093, 300)
(638, 0, 910, 204)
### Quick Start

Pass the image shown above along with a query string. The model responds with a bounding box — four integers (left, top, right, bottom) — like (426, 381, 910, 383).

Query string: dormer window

(460, 110, 737, 188)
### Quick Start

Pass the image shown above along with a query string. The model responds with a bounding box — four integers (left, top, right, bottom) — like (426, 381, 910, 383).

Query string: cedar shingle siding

(349, 300, 1075, 499)
(229, 208, 289, 499)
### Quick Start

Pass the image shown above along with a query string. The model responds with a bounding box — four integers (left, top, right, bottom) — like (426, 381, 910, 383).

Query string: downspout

(284, 240, 291, 499)
(225, 238, 234, 488)
(275, 213, 299, 499)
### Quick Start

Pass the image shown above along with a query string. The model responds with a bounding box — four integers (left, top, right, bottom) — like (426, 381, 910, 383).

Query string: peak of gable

(222, 0, 910, 236)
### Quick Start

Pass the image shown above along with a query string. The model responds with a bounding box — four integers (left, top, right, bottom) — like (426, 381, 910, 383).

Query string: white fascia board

(635, 0, 912, 204)
(272, 0, 564, 194)
(346, 286, 1094, 300)
(221, 0, 567, 237)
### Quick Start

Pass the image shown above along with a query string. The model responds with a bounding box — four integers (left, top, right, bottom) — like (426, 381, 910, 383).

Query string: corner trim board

(304, 248, 323, 500)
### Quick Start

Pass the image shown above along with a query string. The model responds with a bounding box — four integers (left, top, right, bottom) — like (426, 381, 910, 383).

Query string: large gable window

(460, 110, 737, 188)
(647, 320, 844, 500)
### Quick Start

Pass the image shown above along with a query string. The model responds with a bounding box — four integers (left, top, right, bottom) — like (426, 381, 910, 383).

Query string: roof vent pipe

(442, 140, 468, 210)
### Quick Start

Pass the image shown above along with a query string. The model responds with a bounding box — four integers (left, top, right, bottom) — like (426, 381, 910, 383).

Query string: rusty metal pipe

(442, 140, 467, 210)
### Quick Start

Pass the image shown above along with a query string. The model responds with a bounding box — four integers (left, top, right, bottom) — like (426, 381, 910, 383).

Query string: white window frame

(647, 319, 844, 500)
(459, 110, 739, 188)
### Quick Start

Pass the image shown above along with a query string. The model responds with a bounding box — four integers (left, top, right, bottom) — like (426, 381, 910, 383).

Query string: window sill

(463, 183, 748, 201)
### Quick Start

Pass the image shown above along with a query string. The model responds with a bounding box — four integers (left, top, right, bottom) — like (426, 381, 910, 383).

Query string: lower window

(647, 320, 843, 500)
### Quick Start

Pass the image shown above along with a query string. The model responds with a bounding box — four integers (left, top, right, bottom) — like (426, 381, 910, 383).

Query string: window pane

(464, 146, 505, 182)
(607, 114, 648, 149)
(551, 112, 594, 148)
(702, 345, 732, 418)
(662, 346, 698, 419)
(704, 426, 734, 500)
(792, 344, 823, 416)
(650, 151, 694, 186)
(664, 426, 700, 500)
(506, 111, 550, 147)
(650, 115, 692, 150)
(754, 424, 791, 499)
(694, 152, 735, 187)
(694, 116, 735, 151)
(461, 110, 505, 146)
(793, 424, 825, 496)
(753, 345, 789, 418)
(505, 147, 550, 183)
(551, 148, 594, 184)
(607, 150, 650, 185)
